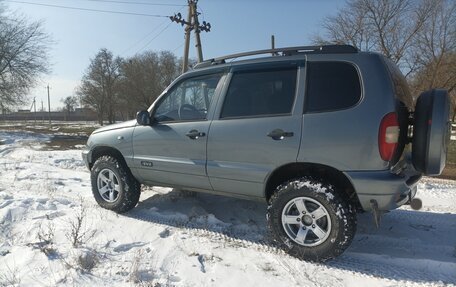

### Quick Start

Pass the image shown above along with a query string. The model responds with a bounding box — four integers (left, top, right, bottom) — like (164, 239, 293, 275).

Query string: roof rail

(194, 45, 358, 69)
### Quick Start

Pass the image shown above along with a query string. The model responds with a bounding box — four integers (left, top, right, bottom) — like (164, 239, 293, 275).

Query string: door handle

(186, 129, 206, 139)
(267, 129, 294, 140)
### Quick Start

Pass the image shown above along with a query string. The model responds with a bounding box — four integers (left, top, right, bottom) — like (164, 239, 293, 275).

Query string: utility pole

(41, 100, 44, 122)
(271, 35, 279, 56)
(170, 0, 211, 73)
(192, 1, 203, 63)
(30, 97, 36, 125)
(182, 3, 192, 73)
(47, 84, 51, 125)
(271, 35, 275, 55)
(33, 98, 36, 124)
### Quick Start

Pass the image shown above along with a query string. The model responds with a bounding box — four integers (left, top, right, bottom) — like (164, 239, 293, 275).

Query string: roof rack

(194, 45, 358, 69)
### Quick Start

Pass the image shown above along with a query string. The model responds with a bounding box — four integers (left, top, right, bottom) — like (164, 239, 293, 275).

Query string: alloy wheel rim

(281, 196, 332, 247)
(97, 168, 121, 203)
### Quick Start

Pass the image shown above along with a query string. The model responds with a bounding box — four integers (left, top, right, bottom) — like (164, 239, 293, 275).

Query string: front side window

(155, 73, 222, 122)
(221, 67, 297, 118)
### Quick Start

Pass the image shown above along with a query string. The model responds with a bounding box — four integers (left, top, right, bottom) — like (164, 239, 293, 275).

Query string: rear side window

(221, 67, 297, 118)
(305, 62, 361, 113)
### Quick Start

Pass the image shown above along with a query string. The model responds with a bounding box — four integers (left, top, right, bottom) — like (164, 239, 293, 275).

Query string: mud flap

(370, 199, 385, 228)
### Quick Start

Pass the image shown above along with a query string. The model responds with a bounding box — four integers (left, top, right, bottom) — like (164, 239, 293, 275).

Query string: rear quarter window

(305, 62, 361, 113)
(384, 59, 413, 109)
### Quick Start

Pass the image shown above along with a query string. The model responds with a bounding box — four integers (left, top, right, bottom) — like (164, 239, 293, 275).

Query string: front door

(133, 73, 224, 190)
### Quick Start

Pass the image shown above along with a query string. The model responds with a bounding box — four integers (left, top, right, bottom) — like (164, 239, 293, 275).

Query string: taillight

(379, 112, 399, 161)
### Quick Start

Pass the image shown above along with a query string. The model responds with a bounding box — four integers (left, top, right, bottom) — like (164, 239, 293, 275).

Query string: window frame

(218, 63, 301, 120)
(304, 61, 363, 114)
(151, 72, 225, 124)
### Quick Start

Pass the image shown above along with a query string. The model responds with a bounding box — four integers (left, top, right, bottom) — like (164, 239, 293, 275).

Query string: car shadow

(124, 188, 456, 284)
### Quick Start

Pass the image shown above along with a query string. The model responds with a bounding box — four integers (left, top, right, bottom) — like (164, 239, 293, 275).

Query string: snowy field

(0, 129, 455, 286)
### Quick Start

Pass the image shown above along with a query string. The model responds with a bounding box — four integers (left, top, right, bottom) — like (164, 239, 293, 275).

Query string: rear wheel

(91, 155, 141, 213)
(267, 178, 356, 262)
(413, 89, 451, 175)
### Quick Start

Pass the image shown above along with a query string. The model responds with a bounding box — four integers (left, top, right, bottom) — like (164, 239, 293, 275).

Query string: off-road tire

(267, 177, 356, 262)
(91, 155, 141, 213)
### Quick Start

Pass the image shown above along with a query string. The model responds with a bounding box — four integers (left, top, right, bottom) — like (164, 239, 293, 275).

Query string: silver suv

(82, 45, 450, 262)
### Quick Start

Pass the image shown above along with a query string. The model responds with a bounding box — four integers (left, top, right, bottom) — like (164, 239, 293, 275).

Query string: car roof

(193, 45, 358, 70)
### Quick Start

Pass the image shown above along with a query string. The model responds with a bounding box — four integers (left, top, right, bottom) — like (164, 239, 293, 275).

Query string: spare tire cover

(412, 89, 451, 175)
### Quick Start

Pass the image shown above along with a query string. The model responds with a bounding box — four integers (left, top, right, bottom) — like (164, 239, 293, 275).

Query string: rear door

(207, 62, 305, 198)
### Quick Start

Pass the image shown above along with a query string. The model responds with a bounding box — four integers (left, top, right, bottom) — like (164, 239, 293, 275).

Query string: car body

(82, 45, 450, 261)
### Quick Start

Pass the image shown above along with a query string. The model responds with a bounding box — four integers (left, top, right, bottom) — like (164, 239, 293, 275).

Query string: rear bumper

(346, 163, 421, 211)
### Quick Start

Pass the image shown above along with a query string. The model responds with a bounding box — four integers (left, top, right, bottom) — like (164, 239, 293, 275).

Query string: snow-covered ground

(0, 130, 455, 287)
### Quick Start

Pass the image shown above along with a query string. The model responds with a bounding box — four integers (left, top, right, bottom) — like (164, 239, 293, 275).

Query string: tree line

(74, 49, 182, 125)
(1, 0, 454, 123)
(315, 0, 455, 116)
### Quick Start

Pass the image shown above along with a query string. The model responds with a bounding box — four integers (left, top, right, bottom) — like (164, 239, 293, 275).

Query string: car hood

(92, 120, 137, 134)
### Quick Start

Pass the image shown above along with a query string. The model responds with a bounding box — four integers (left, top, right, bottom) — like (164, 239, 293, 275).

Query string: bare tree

(411, 52, 456, 119)
(76, 48, 122, 125)
(0, 9, 52, 108)
(407, 0, 456, 119)
(316, 0, 455, 109)
(119, 52, 160, 114)
(118, 51, 180, 119)
(61, 95, 78, 120)
(410, 0, 456, 92)
(159, 51, 180, 91)
(315, 0, 434, 75)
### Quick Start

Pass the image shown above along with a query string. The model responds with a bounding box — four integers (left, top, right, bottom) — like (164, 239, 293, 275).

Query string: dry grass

(65, 197, 96, 248)
(36, 219, 57, 257)
(0, 121, 97, 135)
(0, 265, 20, 287)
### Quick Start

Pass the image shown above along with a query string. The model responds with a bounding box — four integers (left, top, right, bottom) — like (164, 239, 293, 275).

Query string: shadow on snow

(124, 189, 456, 284)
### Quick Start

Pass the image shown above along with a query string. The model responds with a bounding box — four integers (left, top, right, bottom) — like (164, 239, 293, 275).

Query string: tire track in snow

(125, 206, 456, 285)
(384, 210, 456, 230)
(331, 253, 456, 284)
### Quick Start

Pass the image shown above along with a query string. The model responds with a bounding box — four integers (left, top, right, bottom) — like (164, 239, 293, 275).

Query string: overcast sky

(3, 0, 343, 111)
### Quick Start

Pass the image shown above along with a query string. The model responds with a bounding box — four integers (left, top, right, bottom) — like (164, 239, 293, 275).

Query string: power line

(120, 20, 168, 55)
(172, 42, 185, 53)
(121, 6, 185, 56)
(135, 21, 173, 54)
(84, 0, 185, 7)
(4, 1, 170, 17)
(198, 6, 205, 22)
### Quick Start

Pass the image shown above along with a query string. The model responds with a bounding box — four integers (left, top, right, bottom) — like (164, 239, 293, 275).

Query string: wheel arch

(264, 162, 361, 210)
(89, 146, 128, 170)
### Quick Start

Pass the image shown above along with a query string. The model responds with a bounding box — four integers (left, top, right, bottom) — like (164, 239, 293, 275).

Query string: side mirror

(136, 110, 151, 126)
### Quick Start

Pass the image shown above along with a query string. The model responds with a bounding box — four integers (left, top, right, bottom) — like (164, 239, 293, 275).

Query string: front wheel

(90, 155, 141, 213)
(267, 178, 356, 262)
